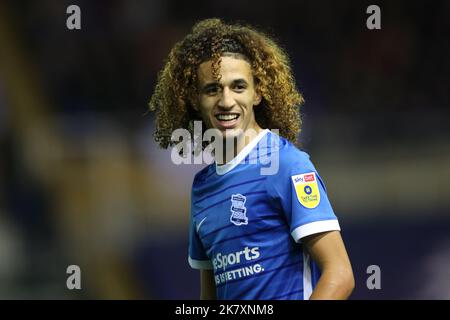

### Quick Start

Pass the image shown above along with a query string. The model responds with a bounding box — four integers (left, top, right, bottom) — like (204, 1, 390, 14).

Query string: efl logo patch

(291, 172, 320, 209)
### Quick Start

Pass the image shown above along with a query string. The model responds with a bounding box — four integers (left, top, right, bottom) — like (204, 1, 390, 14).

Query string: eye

(205, 86, 220, 95)
(233, 83, 247, 92)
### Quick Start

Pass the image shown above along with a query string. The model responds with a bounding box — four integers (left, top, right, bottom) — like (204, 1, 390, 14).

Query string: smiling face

(195, 55, 262, 139)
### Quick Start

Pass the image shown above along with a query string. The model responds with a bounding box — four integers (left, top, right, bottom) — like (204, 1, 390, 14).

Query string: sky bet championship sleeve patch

(291, 172, 321, 209)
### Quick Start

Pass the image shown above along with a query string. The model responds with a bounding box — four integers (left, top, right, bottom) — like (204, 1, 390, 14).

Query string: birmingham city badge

(230, 194, 248, 226)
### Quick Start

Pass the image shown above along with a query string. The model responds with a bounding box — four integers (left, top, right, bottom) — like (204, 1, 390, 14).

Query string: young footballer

(149, 18, 354, 300)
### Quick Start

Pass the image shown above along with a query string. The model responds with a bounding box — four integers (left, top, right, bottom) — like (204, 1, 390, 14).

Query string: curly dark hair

(149, 18, 304, 149)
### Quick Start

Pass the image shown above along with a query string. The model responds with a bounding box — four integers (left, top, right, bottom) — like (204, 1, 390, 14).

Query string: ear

(253, 90, 262, 106)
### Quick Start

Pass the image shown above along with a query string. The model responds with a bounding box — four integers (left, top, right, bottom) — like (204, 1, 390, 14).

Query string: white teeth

(216, 114, 239, 121)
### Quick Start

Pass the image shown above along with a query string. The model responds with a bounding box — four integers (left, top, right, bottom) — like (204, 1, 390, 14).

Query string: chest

(193, 187, 284, 251)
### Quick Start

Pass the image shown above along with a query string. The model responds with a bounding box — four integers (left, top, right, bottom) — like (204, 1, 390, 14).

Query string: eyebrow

(201, 79, 249, 91)
(233, 79, 248, 86)
(201, 82, 220, 92)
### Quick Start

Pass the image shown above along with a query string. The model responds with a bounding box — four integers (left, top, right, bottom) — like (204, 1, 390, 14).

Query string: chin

(221, 128, 245, 139)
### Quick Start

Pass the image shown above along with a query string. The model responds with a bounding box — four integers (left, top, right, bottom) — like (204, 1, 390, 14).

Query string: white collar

(215, 129, 270, 175)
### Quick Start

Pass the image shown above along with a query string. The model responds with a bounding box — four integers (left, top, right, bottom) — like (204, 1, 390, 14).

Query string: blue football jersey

(188, 129, 341, 300)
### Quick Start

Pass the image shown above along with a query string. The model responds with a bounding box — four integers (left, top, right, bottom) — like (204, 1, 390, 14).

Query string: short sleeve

(268, 155, 341, 243)
(188, 196, 213, 270)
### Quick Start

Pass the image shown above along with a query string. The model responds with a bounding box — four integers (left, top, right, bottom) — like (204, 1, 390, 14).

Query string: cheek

(197, 99, 216, 122)
(240, 94, 256, 111)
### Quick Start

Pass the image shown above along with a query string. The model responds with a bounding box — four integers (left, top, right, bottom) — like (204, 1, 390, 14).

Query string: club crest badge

(230, 194, 248, 226)
(291, 172, 321, 209)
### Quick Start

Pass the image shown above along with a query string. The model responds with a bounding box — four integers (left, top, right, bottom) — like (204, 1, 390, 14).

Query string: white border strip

(291, 220, 341, 242)
(216, 129, 270, 175)
(303, 251, 313, 300)
(188, 256, 213, 270)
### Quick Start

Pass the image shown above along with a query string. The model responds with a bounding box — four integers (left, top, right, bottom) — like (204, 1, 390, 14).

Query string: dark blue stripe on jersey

(201, 222, 240, 240)
(194, 177, 266, 205)
(267, 289, 303, 300)
(212, 224, 286, 246)
(193, 190, 266, 218)
(205, 168, 216, 180)
(194, 197, 229, 218)
(216, 260, 301, 288)
(246, 151, 273, 163)
(201, 215, 277, 240)
(200, 218, 264, 239)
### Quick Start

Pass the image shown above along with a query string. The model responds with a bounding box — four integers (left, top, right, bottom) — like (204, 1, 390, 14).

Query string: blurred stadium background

(0, 0, 449, 299)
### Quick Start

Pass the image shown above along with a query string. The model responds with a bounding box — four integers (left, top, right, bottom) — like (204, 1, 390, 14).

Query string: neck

(218, 125, 263, 165)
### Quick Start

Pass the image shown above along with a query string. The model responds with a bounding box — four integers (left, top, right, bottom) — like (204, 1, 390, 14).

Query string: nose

(218, 87, 235, 109)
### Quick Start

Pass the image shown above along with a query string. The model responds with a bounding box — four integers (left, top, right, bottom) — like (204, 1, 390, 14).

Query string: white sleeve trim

(291, 220, 341, 243)
(188, 256, 213, 270)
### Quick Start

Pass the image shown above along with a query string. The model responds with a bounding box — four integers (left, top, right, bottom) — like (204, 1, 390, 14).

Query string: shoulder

(269, 131, 316, 175)
(192, 164, 215, 187)
(265, 132, 318, 198)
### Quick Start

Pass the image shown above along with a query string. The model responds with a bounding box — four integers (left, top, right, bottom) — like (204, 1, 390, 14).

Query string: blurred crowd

(0, 0, 449, 298)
